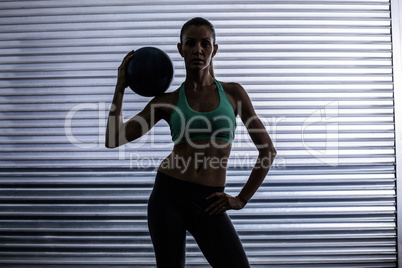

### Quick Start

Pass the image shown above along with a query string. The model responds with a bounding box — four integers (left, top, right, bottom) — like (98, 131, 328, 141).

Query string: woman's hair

(180, 17, 216, 78)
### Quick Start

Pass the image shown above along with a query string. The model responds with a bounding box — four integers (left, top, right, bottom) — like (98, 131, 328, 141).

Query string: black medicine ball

(126, 47, 174, 97)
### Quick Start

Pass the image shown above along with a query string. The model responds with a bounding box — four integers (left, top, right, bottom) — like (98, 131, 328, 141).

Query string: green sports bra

(170, 79, 237, 145)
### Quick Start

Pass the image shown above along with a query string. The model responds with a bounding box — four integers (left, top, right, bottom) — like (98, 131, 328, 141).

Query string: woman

(106, 17, 276, 268)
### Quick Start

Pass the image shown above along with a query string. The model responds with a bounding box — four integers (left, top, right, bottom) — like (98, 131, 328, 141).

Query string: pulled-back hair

(180, 17, 216, 44)
(180, 17, 216, 78)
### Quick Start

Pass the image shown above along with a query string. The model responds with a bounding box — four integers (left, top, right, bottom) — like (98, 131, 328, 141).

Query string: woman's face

(178, 25, 218, 72)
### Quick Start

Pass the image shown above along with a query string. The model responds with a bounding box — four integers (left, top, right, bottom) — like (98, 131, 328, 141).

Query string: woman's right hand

(116, 50, 135, 92)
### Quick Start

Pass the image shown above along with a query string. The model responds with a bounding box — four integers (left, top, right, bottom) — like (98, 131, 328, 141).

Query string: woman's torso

(155, 80, 237, 187)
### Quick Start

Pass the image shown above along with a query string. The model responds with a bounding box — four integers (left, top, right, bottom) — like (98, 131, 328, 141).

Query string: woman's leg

(186, 195, 250, 268)
(147, 175, 187, 268)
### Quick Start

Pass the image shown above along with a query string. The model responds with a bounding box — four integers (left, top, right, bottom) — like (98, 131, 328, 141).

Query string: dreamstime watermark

(64, 100, 340, 167)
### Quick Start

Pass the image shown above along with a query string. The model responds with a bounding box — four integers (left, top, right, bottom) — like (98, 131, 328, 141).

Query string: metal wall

(0, 0, 397, 267)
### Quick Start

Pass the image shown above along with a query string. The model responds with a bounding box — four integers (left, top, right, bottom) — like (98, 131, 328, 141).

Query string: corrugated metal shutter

(0, 0, 397, 267)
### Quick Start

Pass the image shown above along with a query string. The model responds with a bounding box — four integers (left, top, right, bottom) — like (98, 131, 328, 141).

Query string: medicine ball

(126, 47, 174, 97)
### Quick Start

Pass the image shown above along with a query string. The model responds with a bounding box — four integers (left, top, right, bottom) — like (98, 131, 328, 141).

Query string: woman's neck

(185, 68, 215, 90)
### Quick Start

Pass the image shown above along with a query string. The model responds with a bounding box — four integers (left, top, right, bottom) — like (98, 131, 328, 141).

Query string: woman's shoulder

(150, 86, 180, 105)
(218, 81, 248, 101)
(145, 86, 180, 118)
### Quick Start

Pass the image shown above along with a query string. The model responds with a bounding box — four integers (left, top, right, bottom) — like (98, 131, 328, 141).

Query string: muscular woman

(106, 17, 276, 268)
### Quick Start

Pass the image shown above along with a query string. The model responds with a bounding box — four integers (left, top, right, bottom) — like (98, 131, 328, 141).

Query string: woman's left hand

(205, 192, 246, 215)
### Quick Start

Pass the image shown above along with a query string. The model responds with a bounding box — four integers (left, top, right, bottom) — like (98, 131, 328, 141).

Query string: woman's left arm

(234, 83, 276, 206)
(206, 83, 276, 215)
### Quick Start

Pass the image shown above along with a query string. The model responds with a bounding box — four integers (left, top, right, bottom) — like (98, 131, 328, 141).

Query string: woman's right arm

(105, 51, 163, 148)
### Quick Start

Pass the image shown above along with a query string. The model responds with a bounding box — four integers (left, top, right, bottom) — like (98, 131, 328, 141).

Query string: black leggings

(147, 171, 250, 268)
